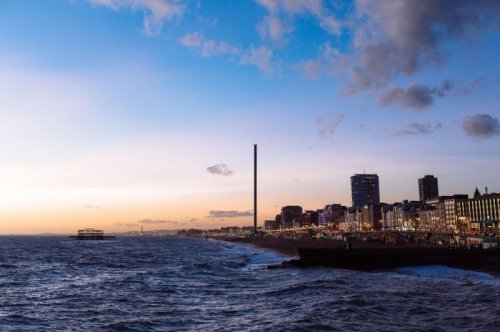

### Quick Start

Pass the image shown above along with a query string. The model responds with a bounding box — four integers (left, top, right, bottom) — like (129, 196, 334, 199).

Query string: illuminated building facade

(351, 174, 380, 209)
(457, 192, 500, 232)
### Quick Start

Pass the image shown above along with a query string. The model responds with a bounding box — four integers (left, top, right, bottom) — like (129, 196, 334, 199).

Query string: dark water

(0, 237, 498, 331)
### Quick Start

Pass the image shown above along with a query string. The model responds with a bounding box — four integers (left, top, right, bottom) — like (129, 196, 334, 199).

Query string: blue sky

(0, 0, 499, 233)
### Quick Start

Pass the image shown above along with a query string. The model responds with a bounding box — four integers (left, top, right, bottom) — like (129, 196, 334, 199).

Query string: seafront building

(264, 220, 279, 231)
(418, 175, 439, 202)
(200, 189, 498, 238)
(318, 204, 345, 227)
(457, 189, 500, 232)
(381, 201, 422, 230)
(302, 210, 319, 227)
(351, 174, 380, 208)
(280, 206, 303, 229)
(262, 174, 498, 234)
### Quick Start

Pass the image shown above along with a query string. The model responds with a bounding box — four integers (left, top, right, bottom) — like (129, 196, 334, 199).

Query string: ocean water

(0, 237, 498, 331)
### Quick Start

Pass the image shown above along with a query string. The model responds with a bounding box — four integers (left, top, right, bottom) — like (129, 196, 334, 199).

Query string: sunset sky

(1, 0, 499, 234)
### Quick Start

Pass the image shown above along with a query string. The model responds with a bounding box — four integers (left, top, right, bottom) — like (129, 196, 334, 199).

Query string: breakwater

(224, 236, 500, 276)
(291, 247, 500, 275)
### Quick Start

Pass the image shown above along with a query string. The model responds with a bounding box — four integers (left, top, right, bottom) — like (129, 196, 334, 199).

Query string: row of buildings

(264, 174, 499, 234)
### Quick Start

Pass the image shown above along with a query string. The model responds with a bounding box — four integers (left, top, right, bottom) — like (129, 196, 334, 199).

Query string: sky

(0, 0, 499, 234)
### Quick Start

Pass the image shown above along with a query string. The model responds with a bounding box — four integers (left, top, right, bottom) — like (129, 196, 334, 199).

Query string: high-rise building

(418, 175, 439, 202)
(280, 205, 303, 229)
(350, 174, 380, 208)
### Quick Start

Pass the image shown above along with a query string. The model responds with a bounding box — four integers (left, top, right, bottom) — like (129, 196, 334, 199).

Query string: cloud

(301, 59, 322, 80)
(379, 81, 452, 111)
(299, 43, 339, 80)
(345, 0, 500, 92)
(240, 46, 273, 74)
(180, 34, 273, 74)
(206, 164, 234, 176)
(180, 33, 240, 57)
(114, 222, 139, 227)
(255, 0, 340, 44)
(257, 16, 290, 44)
(87, 0, 498, 86)
(89, 0, 184, 36)
(454, 77, 486, 96)
(395, 122, 442, 136)
(208, 210, 253, 218)
(137, 219, 170, 224)
(256, 0, 322, 16)
(319, 14, 341, 35)
(463, 114, 500, 139)
(379, 84, 434, 110)
(180, 32, 201, 47)
(317, 113, 345, 138)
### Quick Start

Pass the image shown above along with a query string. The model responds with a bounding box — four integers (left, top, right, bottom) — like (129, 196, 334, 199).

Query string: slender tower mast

(254, 144, 257, 235)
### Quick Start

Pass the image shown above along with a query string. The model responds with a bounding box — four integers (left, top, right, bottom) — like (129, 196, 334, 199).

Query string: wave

(395, 265, 499, 282)
(219, 241, 293, 270)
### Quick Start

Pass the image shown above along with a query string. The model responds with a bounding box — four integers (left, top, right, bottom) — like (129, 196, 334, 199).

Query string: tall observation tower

(253, 144, 257, 235)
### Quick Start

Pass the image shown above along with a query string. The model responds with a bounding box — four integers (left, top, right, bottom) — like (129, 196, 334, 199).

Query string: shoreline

(222, 236, 500, 277)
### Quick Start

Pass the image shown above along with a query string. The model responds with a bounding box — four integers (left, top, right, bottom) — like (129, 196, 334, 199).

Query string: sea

(0, 236, 498, 331)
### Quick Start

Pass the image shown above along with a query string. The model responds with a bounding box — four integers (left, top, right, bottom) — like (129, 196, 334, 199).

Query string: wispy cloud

(317, 113, 345, 139)
(180, 32, 202, 47)
(240, 46, 274, 74)
(206, 164, 234, 176)
(395, 122, 443, 136)
(255, 0, 340, 45)
(208, 210, 253, 218)
(301, 59, 322, 80)
(89, 0, 184, 36)
(463, 114, 500, 139)
(137, 219, 170, 224)
(180, 34, 273, 74)
(117, 218, 201, 227)
(256, 16, 290, 45)
(114, 222, 139, 227)
(298, 43, 339, 80)
(180, 32, 240, 57)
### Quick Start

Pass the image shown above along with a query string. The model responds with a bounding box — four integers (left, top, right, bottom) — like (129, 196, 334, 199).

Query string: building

(457, 189, 500, 233)
(442, 195, 468, 231)
(383, 200, 423, 230)
(317, 209, 326, 227)
(343, 207, 362, 231)
(418, 175, 439, 202)
(361, 204, 382, 230)
(280, 205, 303, 229)
(317, 204, 344, 227)
(383, 203, 404, 230)
(264, 220, 279, 231)
(418, 207, 442, 231)
(351, 174, 380, 209)
(301, 210, 318, 227)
